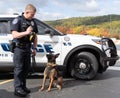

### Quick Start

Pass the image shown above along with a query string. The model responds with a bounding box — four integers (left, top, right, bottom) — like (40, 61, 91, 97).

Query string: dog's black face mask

(46, 53, 60, 63)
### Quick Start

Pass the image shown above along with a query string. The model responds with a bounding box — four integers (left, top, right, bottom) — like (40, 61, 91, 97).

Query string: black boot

(23, 87, 31, 93)
(14, 89, 27, 97)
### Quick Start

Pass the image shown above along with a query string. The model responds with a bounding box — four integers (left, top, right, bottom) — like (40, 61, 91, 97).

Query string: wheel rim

(74, 59, 91, 75)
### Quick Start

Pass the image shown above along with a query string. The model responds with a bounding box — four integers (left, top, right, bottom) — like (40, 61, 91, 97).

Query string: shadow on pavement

(94, 69, 120, 80)
(1, 69, 120, 95)
(0, 73, 14, 79)
(0, 89, 31, 98)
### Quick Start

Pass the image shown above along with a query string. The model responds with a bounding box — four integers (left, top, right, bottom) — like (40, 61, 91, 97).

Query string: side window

(7, 21, 11, 34)
(0, 21, 10, 34)
(37, 24, 46, 35)
(35, 19, 50, 35)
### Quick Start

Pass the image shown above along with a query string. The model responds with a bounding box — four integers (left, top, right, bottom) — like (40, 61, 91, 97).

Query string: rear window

(0, 21, 11, 34)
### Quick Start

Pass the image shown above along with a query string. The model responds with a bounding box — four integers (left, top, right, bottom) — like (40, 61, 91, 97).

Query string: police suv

(0, 14, 119, 80)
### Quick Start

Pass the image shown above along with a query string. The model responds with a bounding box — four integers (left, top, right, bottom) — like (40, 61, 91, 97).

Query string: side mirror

(45, 29, 55, 37)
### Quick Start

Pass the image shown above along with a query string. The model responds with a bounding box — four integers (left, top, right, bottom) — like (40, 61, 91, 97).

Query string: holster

(9, 40, 16, 53)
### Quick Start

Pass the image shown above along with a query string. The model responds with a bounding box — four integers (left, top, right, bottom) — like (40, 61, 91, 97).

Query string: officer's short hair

(25, 4, 36, 12)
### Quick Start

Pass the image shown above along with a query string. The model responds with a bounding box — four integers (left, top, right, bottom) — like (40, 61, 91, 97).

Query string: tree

(87, 28, 101, 36)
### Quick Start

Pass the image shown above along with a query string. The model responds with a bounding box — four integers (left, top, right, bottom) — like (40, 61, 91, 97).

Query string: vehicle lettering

(0, 43, 54, 53)
(0, 53, 13, 58)
(1, 43, 10, 51)
(44, 44, 54, 52)
(0, 54, 8, 57)
(36, 44, 54, 53)
(63, 42, 72, 46)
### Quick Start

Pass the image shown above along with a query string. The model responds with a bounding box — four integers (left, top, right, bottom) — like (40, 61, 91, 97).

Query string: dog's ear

(55, 53, 60, 58)
(46, 54, 51, 59)
(46, 54, 49, 58)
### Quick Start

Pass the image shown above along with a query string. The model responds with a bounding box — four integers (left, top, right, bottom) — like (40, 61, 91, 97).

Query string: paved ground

(0, 45, 120, 98)
(0, 66, 120, 98)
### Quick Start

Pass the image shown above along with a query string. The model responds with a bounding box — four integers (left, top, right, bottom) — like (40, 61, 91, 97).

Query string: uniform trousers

(13, 47, 31, 90)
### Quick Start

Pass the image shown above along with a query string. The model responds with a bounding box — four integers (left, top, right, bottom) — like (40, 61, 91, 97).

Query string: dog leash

(31, 54, 37, 73)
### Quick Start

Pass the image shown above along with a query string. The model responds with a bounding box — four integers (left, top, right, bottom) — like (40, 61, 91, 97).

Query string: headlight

(92, 39, 102, 44)
(92, 39, 106, 45)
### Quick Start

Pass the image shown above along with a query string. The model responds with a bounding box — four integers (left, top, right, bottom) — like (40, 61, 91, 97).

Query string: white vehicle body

(0, 15, 119, 79)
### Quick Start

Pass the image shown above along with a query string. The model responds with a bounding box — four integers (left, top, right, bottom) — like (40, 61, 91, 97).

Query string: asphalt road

(0, 45, 120, 98)
(0, 67, 120, 98)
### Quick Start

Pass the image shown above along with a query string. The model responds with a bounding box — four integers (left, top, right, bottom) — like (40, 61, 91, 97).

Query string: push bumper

(101, 37, 119, 66)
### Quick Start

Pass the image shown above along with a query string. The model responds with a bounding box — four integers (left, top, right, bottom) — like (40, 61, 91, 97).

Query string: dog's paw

(56, 85, 62, 90)
(40, 87, 44, 91)
(47, 88, 51, 92)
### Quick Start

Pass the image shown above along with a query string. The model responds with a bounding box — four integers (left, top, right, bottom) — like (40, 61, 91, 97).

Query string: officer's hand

(26, 26, 33, 34)
(32, 49, 36, 56)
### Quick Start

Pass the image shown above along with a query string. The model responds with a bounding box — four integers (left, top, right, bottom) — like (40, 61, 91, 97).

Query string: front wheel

(69, 52, 98, 80)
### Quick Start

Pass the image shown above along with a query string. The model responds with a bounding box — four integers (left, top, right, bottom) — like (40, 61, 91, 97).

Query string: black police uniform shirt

(11, 13, 38, 43)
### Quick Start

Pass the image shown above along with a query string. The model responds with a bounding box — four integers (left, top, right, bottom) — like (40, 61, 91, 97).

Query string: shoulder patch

(12, 18, 18, 24)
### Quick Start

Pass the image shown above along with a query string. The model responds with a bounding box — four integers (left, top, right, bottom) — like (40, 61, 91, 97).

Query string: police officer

(11, 4, 38, 97)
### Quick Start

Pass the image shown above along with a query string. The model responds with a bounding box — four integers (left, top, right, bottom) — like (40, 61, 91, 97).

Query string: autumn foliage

(55, 25, 119, 39)
(55, 26, 73, 34)
(46, 14, 120, 39)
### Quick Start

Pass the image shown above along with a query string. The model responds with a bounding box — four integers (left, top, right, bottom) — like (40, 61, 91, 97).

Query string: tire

(69, 52, 98, 80)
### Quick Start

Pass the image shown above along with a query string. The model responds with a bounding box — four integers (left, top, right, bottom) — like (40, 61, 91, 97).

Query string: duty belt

(16, 43, 31, 49)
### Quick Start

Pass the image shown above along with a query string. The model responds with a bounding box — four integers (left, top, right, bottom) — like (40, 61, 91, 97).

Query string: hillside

(45, 14, 120, 27)
(45, 14, 120, 38)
